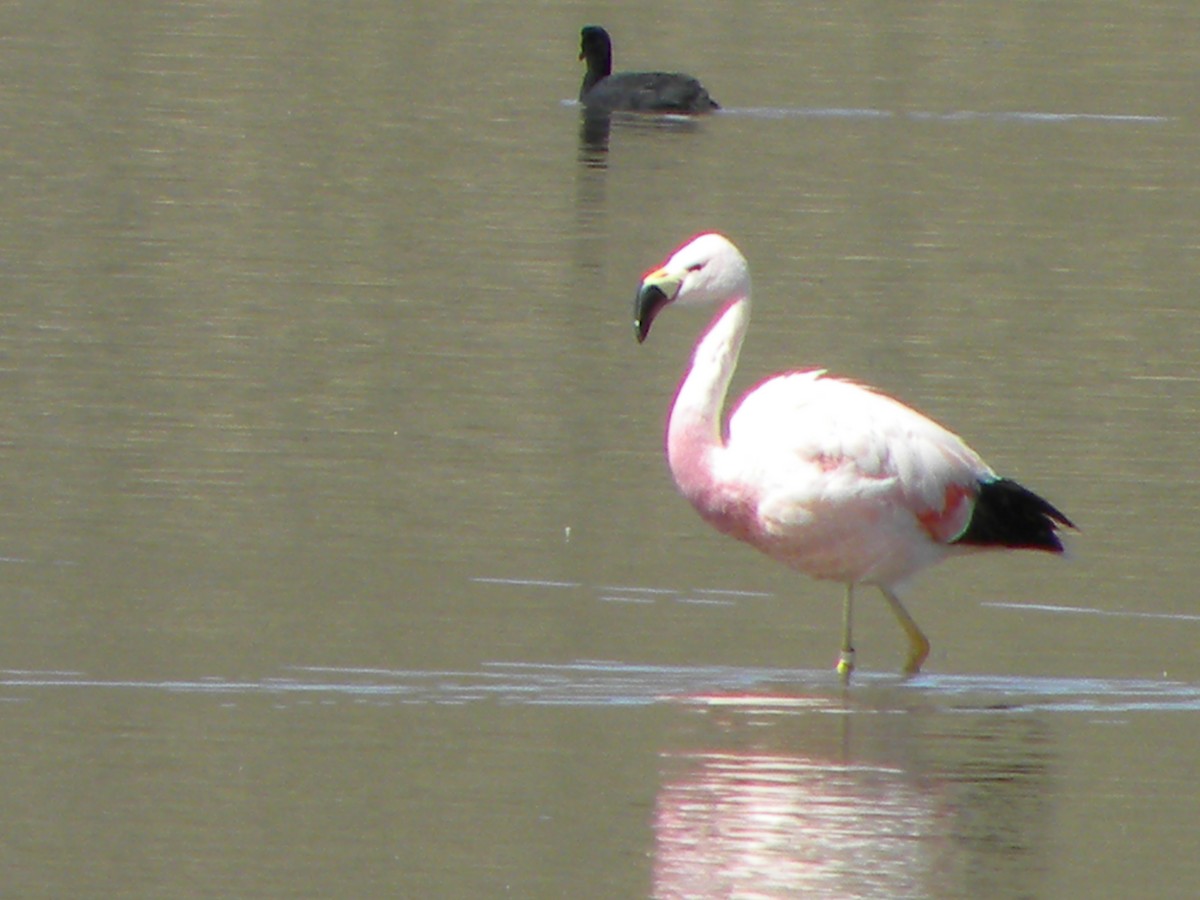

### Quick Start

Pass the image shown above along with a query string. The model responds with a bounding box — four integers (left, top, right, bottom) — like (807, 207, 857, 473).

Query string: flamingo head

(635, 233, 750, 343)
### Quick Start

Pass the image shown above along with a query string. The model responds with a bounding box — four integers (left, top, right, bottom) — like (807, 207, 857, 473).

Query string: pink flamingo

(635, 233, 1073, 680)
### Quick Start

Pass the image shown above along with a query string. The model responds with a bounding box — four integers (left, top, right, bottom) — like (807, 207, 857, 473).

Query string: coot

(578, 26, 719, 114)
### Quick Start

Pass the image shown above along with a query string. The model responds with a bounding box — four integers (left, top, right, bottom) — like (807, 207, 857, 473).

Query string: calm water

(1, 2, 1198, 897)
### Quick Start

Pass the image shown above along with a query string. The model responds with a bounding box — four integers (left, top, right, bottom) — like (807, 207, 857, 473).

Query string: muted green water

(0, 2, 1198, 896)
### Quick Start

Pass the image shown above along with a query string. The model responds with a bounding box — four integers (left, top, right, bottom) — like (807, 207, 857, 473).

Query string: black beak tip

(634, 283, 669, 344)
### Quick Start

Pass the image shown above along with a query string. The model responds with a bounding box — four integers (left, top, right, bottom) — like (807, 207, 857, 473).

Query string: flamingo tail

(955, 478, 1075, 553)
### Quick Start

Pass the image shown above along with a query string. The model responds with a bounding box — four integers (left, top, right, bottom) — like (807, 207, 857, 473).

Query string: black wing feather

(955, 478, 1074, 552)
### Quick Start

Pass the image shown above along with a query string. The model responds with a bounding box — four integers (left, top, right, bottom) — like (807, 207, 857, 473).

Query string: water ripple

(721, 106, 1175, 124)
(1, 662, 1197, 713)
(561, 98, 1174, 125)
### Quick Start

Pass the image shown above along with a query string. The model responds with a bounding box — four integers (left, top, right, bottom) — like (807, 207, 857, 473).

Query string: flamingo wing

(723, 371, 993, 582)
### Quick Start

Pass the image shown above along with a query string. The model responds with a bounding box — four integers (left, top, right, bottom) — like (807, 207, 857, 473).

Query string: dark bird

(578, 25, 719, 115)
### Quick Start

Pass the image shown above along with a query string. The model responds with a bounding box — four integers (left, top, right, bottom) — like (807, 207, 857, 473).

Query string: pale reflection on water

(654, 706, 1055, 900)
(654, 751, 953, 899)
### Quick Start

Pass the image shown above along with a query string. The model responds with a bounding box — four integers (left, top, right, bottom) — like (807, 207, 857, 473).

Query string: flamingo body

(635, 233, 1073, 677)
(719, 368, 990, 580)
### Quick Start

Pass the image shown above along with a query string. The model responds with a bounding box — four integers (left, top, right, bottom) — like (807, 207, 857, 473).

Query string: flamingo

(634, 233, 1074, 680)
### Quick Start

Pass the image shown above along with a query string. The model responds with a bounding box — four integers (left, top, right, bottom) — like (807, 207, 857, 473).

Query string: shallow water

(1, 1, 1199, 897)
(8, 654, 1198, 713)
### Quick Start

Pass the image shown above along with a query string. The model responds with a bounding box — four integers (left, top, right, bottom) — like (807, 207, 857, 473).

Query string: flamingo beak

(635, 270, 680, 343)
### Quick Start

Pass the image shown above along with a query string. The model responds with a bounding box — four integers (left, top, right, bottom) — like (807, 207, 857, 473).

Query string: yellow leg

(881, 587, 930, 675)
(837, 584, 855, 684)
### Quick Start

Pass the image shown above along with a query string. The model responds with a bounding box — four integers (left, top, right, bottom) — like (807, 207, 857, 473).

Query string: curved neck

(667, 296, 751, 497)
(580, 53, 612, 96)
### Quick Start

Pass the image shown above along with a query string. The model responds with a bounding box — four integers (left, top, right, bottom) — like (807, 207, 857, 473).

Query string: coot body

(578, 26, 719, 114)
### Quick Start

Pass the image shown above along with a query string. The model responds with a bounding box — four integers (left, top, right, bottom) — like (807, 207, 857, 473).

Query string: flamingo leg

(881, 587, 930, 675)
(837, 584, 855, 683)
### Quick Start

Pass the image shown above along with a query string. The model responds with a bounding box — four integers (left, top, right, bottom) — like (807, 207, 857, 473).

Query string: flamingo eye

(686, 262, 704, 272)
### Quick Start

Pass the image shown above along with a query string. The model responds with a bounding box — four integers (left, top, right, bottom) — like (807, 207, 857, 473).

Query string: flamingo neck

(666, 296, 750, 506)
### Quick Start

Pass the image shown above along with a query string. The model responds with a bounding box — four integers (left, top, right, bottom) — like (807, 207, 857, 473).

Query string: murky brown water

(1, 2, 1198, 896)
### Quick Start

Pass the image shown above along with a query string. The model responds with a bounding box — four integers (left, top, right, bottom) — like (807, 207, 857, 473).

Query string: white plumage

(634, 233, 1072, 679)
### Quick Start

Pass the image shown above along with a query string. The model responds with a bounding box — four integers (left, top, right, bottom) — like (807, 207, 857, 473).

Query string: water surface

(1, 1, 1198, 896)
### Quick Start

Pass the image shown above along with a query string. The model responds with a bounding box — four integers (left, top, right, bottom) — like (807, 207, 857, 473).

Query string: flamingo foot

(882, 587, 930, 676)
(837, 647, 855, 684)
